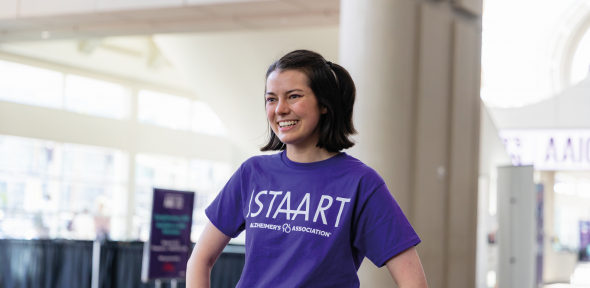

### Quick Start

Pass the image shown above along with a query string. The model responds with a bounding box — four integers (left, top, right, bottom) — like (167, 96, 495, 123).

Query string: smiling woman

(186, 50, 428, 288)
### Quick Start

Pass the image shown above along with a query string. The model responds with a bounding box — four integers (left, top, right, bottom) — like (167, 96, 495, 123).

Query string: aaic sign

(142, 188, 195, 283)
(499, 129, 590, 170)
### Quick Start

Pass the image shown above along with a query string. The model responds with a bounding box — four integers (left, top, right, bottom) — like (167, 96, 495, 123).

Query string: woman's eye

(289, 94, 301, 99)
(266, 98, 276, 103)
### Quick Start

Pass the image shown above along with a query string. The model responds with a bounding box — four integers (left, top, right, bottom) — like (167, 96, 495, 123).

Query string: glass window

(192, 100, 229, 137)
(0, 135, 60, 240)
(189, 159, 231, 242)
(61, 143, 128, 240)
(0, 60, 63, 109)
(138, 90, 191, 130)
(64, 74, 130, 119)
(134, 153, 190, 241)
(0, 135, 128, 241)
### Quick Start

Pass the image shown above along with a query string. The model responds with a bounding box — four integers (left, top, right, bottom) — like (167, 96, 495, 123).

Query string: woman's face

(265, 69, 326, 149)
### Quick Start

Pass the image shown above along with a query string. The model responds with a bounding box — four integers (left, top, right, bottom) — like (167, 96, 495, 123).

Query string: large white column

(340, 0, 483, 287)
(340, 0, 417, 214)
(340, 1, 418, 285)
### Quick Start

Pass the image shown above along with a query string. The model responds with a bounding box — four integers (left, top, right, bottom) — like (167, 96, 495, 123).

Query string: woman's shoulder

(338, 153, 386, 186)
(239, 152, 282, 169)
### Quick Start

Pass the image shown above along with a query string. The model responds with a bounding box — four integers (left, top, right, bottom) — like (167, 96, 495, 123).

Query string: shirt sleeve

(205, 165, 246, 238)
(352, 183, 421, 267)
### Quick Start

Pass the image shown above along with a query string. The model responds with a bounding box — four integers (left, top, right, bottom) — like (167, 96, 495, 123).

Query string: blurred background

(0, 0, 589, 287)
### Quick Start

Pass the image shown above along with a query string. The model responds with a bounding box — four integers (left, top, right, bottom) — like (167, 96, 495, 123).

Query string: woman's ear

(322, 107, 328, 114)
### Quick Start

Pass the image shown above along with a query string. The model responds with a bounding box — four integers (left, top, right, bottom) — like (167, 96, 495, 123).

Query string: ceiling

(0, 0, 339, 42)
(0, 35, 193, 92)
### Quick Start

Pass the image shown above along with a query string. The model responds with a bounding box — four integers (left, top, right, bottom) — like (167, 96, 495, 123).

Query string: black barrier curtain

(210, 253, 246, 288)
(0, 240, 244, 288)
(99, 241, 245, 288)
(99, 241, 146, 288)
(0, 239, 93, 288)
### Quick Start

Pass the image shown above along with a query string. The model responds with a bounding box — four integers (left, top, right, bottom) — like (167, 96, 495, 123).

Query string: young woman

(187, 50, 428, 288)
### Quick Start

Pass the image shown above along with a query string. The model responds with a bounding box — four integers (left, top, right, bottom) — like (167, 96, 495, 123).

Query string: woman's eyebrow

(266, 89, 304, 96)
(286, 89, 304, 94)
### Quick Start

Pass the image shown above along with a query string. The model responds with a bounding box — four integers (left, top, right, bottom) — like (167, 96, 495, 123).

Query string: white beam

(0, 100, 231, 162)
(0, 0, 339, 42)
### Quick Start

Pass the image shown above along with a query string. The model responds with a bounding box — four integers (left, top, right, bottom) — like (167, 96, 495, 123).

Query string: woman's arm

(385, 247, 428, 288)
(186, 221, 231, 288)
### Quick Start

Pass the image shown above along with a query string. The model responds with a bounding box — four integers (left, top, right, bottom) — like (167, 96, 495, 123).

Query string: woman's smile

(278, 120, 300, 131)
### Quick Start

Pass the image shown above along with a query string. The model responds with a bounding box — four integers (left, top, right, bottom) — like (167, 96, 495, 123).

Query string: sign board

(142, 188, 195, 282)
(499, 129, 590, 170)
(581, 221, 590, 261)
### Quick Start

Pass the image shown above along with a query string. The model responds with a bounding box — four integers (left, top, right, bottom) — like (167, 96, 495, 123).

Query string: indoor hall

(0, 0, 587, 287)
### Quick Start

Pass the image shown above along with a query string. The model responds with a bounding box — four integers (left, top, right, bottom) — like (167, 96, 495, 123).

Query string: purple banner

(535, 184, 544, 285)
(141, 188, 195, 281)
(581, 221, 590, 261)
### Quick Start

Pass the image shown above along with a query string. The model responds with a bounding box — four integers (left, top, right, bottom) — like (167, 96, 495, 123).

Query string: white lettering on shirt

(250, 190, 268, 217)
(313, 195, 333, 225)
(246, 190, 255, 218)
(266, 191, 283, 218)
(273, 192, 292, 220)
(291, 193, 310, 221)
(250, 222, 332, 237)
(335, 197, 351, 227)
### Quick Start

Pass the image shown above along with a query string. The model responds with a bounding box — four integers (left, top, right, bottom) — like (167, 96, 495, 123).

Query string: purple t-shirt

(206, 151, 420, 288)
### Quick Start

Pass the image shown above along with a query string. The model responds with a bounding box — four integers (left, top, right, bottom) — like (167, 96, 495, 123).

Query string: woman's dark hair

(261, 50, 357, 153)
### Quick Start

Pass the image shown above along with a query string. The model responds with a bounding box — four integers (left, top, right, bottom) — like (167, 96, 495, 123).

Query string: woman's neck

(285, 144, 338, 163)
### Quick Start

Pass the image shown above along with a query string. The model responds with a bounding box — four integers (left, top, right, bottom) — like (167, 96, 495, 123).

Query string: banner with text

(141, 188, 194, 282)
(500, 129, 590, 170)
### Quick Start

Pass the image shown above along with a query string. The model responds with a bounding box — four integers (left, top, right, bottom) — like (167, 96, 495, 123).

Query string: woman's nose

(275, 98, 290, 115)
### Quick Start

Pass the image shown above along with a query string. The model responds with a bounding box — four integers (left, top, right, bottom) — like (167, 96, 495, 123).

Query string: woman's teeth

(279, 121, 298, 127)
